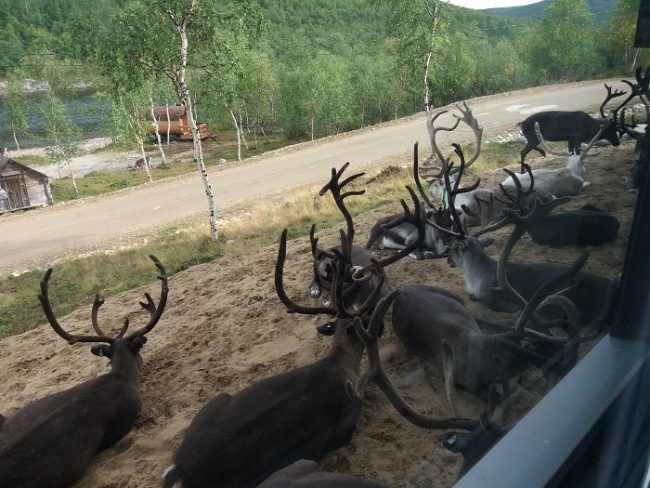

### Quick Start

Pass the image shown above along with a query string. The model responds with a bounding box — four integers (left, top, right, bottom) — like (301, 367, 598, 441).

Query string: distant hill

(483, 0, 616, 22)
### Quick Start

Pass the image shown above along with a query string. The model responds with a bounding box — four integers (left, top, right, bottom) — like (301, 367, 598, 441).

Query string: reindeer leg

(441, 339, 458, 416)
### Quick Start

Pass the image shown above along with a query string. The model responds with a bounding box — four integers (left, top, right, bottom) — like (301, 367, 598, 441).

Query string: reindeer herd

(0, 68, 648, 488)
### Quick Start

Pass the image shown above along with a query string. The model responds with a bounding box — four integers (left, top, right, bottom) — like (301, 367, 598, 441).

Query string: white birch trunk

(166, 102, 171, 145)
(138, 137, 153, 182)
(64, 152, 79, 196)
(227, 106, 242, 161)
(12, 130, 22, 156)
(311, 117, 314, 141)
(162, 0, 217, 240)
(150, 97, 168, 167)
(239, 115, 249, 149)
(631, 49, 639, 70)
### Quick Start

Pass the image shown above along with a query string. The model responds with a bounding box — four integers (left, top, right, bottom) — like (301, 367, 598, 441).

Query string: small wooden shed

(148, 105, 213, 140)
(0, 151, 53, 214)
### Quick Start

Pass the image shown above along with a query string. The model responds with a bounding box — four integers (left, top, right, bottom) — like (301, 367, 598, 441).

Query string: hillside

(483, 0, 616, 22)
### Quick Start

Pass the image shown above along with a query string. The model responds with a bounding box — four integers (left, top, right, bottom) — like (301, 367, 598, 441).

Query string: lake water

(0, 91, 110, 150)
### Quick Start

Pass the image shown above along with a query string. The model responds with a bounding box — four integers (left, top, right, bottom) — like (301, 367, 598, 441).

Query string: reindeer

(438, 146, 615, 327)
(388, 192, 589, 405)
(366, 143, 453, 259)
(440, 382, 510, 479)
(0, 255, 168, 488)
(497, 167, 619, 247)
(616, 67, 650, 190)
(311, 164, 423, 304)
(422, 103, 553, 227)
(256, 459, 389, 487)
(517, 83, 628, 170)
(501, 120, 607, 197)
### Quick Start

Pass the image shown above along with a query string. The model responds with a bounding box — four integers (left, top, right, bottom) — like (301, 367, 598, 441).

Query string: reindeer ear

(129, 336, 148, 351)
(91, 344, 112, 358)
(441, 432, 464, 453)
(478, 237, 494, 248)
(316, 322, 335, 336)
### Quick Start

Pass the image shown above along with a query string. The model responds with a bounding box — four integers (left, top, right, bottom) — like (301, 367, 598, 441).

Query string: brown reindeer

(0, 255, 168, 488)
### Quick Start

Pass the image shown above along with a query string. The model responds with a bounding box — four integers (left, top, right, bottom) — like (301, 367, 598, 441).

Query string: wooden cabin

(148, 105, 213, 140)
(0, 150, 53, 214)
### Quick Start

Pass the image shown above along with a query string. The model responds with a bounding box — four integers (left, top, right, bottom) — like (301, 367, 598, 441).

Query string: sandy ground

(0, 142, 638, 487)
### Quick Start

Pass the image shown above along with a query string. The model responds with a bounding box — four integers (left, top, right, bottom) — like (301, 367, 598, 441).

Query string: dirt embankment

(0, 142, 637, 487)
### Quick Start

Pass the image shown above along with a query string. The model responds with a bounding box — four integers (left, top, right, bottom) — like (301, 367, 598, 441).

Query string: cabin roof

(0, 155, 49, 180)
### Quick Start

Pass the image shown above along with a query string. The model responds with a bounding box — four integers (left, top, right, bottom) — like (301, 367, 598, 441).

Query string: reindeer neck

(460, 241, 495, 274)
(109, 346, 141, 386)
(325, 338, 364, 374)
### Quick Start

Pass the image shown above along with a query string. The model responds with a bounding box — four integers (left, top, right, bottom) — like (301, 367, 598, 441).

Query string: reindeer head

(38, 255, 168, 364)
(276, 226, 387, 354)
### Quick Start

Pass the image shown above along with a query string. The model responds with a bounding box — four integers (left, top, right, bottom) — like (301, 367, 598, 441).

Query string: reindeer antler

(425, 102, 483, 179)
(318, 163, 365, 258)
(352, 290, 480, 431)
(40, 255, 168, 345)
(600, 83, 627, 119)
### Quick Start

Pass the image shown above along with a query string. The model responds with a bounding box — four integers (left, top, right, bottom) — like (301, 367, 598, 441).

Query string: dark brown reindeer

(498, 168, 619, 247)
(0, 255, 168, 488)
(518, 83, 627, 170)
(440, 381, 510, 479)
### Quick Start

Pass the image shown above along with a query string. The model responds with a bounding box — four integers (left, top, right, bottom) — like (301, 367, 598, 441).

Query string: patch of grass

(15, 154, 49, 166)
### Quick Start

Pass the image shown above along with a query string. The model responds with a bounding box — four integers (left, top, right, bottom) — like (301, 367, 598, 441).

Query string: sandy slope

(0, 142, 637, 487)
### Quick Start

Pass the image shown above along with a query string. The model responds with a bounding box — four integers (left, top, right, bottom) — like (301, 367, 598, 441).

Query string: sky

(444, 0, 540, 9)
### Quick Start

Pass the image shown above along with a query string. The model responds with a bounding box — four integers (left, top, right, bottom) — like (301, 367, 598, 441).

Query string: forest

(0, 0, 645, 151)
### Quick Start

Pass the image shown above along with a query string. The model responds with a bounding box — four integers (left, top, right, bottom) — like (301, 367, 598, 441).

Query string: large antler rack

(617, 67, 650, 119)
(600, 83, 627, 119)
(275, 228, 386, 319)
(425, 102, 483, 180)
(350, 290, 480, 431)
(318, 163, 365, 259)
(470, 164, 537, 238)
(39, 255, 168, 345)
(426, 144, 480, 239)
(491, 198, 587, 344)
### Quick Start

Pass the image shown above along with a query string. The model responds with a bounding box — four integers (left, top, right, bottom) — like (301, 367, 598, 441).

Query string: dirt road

(0, 79, 625, 274)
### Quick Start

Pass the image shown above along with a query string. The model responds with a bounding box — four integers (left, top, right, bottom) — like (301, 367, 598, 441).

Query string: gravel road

(0, 79, 626, 275)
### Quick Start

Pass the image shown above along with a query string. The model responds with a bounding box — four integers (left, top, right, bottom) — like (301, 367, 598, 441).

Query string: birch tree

(157, 0, 218, 239)
(40, 92, 80, 195)
(4, 78, 28, 156)
(92, 0, 265, 240)
(109, 92, 154, 182)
